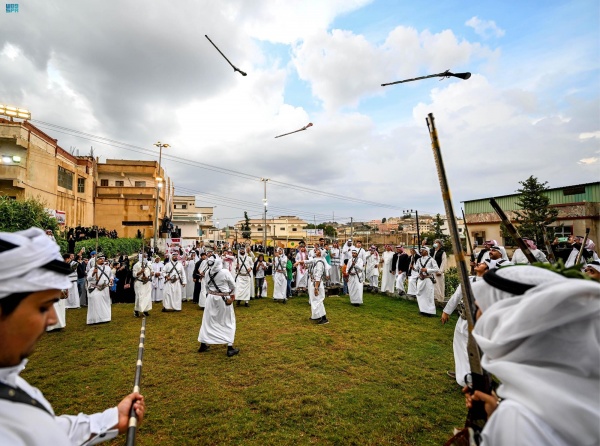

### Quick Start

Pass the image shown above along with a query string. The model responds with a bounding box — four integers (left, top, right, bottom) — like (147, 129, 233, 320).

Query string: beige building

(0, 118, 95, 227)
(95, 159, 173, 239)
(234, 215, 308, 248)
(172, 195, 214, 239)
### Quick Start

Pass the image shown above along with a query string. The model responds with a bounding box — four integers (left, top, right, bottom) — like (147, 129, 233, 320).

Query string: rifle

(426, 114, 491, 443)
(461, 208, 476, 274)
(488, 198, 537, 264)
(541, 224, 556, 264)
(125, 317, 146, 446)
(574, 228, 591, 265)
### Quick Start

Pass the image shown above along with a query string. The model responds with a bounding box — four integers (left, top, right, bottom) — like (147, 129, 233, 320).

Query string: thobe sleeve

(179, 265, 187, 285)
(55, 408, 119, 445)
(443, 285, 462, 315)
(440, 252, 448, 273)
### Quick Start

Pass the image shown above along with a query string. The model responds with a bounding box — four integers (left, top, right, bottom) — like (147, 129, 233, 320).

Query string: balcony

(96, 186, 158, 199)
(0, 163, 27, 187)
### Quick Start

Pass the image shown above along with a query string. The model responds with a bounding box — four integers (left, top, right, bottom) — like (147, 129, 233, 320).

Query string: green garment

(286, 259, 293, 280)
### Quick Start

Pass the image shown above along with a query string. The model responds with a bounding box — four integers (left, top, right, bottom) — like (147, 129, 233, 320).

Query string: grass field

(24, 287, 466, 445)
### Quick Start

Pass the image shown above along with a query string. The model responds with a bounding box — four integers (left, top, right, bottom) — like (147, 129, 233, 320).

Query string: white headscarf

(208, 256, 223, 275)
(473, 277, 600, 445)
(0, 228, 71, 298)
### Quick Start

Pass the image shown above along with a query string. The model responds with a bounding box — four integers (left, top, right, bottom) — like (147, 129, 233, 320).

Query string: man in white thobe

(272, 248, 288, 303)
(328, 241, 341, 285)
(412, 246, 438, 316)
(162, 253, 186, 312)
(302, 248, 328, 324)
(295, 246, 310, 291)
(341, 239, 353, 263)
(0, 228, 146, 445)
(151, 256, 164, 302)
(406, 248, 421, 298)
(391, 246, 410, 296)
(431, 239, 448, 303)
(511, 238, 549, 264)
(86, 253, 113, 324)
(64, 253, 80, 309)
(365, 246, 380, 293)
(245, 245, 256, 299)
(379, 245, 395, 294)
(198, 257, 240, 357)
(235, 250, 253, 306)
(197, 253, 211, 309)
(132, 255, 152, 317)
(440, 261, 488, 386)
(347, 248, 364, 306)
(184, 252, 197, 301)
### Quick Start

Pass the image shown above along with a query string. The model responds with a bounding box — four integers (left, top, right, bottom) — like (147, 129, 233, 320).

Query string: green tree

(0, 196, 59, 233)
(241, 211, 251, 239)
(514, 176, 558, 246)
(324, 225, 336, 237)
(433, 213, 445, 240)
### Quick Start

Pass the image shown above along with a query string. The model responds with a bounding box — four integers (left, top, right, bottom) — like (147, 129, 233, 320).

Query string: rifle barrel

(488, 198, 537, 264)
(126, 317, 146, 446)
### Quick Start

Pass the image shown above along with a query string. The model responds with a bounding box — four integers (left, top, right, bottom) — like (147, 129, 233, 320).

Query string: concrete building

(234, 215, 308, 248)
(172, 195, 214, 239)
(463, 182, 600, 246)
(0, 118, 95, 227)
(95, 159, 174, 239)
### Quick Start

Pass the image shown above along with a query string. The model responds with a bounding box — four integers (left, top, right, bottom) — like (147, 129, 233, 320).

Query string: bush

(0, 196, 59, 233)
(60, 237, 145, 259)
(444, 267, 461, 298)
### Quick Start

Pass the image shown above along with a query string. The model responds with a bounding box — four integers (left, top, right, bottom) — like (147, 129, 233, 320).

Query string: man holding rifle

(0, 228, 145, 445)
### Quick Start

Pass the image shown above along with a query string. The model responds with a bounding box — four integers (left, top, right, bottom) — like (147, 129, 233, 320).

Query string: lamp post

(403, 209, 420, 247)
(260, 178, 269, 251)
(153, 141, 170, 251)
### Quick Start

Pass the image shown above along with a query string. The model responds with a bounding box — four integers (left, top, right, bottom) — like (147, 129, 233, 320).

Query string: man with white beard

(151, 256, 164, 303)
(162, 252, 186, 312)
(235, 248, 253, 307)
(132, 254, 152, 318)
(197, 256, 240, 357)
(298, 247, 329, 324)
(380, 245, 395, 294)
(86, 253, 114, 324)
(184, 252, 197, 301)
(412, 246, 439, 316)
(272, 248, 288, 303)
(347, 248, 364, 307)
(365, 245, 380, 293)
(328, 240, 341, 285)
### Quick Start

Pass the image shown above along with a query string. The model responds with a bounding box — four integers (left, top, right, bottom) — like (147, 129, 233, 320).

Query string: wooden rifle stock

(541, 225, 556, 264)
(426, 114, 491, 439)
(488, 198, 537, 264)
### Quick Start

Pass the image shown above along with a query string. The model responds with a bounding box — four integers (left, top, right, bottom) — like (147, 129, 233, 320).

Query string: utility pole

(260, 178, 269, 251)
(153, 141, 170, 252)
(403, 209, 421, 247)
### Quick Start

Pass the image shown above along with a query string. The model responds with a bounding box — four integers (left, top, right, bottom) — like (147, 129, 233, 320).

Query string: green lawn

(24, 288, 466, 445)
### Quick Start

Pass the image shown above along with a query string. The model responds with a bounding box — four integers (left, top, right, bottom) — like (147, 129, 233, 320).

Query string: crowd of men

(2, 227, 598, 445)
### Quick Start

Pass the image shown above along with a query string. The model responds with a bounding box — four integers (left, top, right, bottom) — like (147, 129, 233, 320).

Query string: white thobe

(0, 360, 119, 446)
(235, 255, 253, 302)
(512, 248, 548, 264)
(413, 256, 438, 314)
(341, 244, 353, 263)
(198, 269, 237, 345)
(295, 251, 309, 288)
(65, 263, 80, 309)
(380, 251, 395, 293)
(86, 264, 113, 324)
(272, 256, 288, 301)
(329, 248, 341, 284)
(46, 297, 67, 331)
(347, 257, 364, 305)
(246, 251, 256, 298)
(306, 258, 326, 319)
(198, 260, 210, 308)
(431, 250, 447, 302)
(184, 257, 196, 300)
(443, 276, 482, 386)
(163, 261, 186, 311)
(151, 261, 164, 302)
(365, 252, 380, 287)
(132, 261, 152, 313)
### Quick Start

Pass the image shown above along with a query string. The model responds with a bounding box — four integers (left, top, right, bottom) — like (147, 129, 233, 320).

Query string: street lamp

(0, 104, 31, 120)
(403, 209, 420, 247)
(153, 141, 170, 251)
(260, 178, 269, 251)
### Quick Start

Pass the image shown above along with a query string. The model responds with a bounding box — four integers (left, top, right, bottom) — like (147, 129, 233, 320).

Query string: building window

(292, 228, 297, 232)
(563, 186, 585, 196)
(280, 227, 285, 231)
(135, 181, 146, 187)
(174, 204, 187, 209)
(57, 166, 73, 190)
(100, 179, 109, 186)
(77, 178, 85, 193)
(552, 225, 573, 238)
(115, 180, 124, 187)
(257, 227, 263, 231)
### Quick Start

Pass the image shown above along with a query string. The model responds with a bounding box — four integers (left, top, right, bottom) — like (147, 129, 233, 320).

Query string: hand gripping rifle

(126, 317, 146, 446)
(426, 114, 491, 444)
(461, 208, 476, 275)
(488, 198, 537, 264)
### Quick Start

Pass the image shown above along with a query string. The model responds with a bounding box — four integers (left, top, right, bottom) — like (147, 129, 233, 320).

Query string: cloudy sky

(1, 0, 598, 226)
